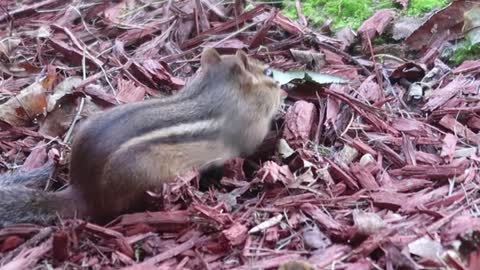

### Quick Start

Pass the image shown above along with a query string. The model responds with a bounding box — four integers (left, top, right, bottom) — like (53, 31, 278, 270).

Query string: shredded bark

(0, 1, 479, 269)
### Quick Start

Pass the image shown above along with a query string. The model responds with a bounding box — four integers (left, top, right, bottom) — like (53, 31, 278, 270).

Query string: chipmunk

(0, 48, 285, 226)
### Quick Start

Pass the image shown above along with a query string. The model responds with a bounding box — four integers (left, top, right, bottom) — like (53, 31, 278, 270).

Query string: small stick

(123, 234, 207, 269)
(0, 0, 60, 23)
(63, 97, 85, 145)
(316, 40, 372, 77)
(295, 0, 308, 26)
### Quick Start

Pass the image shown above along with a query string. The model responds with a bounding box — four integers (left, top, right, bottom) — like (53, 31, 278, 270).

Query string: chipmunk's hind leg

(198, 165, 224, 191)
(87, 148, 167, 222)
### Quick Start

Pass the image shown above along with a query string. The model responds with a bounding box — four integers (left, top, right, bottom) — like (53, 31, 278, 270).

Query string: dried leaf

(272, 69, 347, 86)
(256, 161, 294, 186)
(0, 81, 47, 126)
(302, 223, 331, 250)
(352, 210, 385, 236)
(408, 236, 444, 261)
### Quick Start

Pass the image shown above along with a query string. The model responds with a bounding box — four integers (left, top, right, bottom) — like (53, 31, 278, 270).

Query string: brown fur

(0, 48, 284, 226)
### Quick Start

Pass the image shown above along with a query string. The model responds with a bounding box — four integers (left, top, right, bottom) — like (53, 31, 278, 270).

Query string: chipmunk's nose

(280, 89, 288, 98)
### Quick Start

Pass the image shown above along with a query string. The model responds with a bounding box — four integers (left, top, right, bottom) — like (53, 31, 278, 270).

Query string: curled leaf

(271, 69, 348, 85)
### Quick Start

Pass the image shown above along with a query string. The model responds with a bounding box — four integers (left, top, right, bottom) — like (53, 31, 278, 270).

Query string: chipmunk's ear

(201, 48, 221, 66)
(235, 50, 249, 70)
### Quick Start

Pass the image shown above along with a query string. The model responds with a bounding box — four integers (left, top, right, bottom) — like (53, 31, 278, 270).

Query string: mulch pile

(0, 0, 480, 269)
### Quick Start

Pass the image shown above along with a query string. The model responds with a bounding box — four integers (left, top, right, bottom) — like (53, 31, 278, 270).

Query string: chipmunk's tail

(0, 162, 55, 187)
(0, 186, 77, 227)
(0, 163, 82, 227)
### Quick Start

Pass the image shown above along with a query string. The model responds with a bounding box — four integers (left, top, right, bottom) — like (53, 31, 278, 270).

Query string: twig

(210, 21, 259, 49)
(63, 45, 89, 144)
(63, 97, 84, 145)
(0, 0, 61, 23)
(315, 40, 372, 77)
(123, 234, 207, 269)
(295, 0, 307, 26)
(73, 67, 121, 91)
(173, 20, 260, 73)
(366, 35, 382, 86)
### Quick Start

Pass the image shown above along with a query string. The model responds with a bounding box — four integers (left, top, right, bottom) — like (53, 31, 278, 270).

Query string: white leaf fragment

(249, 214, 284, 234)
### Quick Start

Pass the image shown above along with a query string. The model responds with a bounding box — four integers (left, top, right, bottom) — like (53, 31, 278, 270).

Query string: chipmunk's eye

(263, 68, 273, 77)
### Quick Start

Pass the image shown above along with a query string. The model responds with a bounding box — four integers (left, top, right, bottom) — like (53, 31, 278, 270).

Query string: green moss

(281, 0, 397, 30)
(406, 0, 449, 15)
(447, 40, 480, 64)
(282, 0, 327, 26)
(280, 0, 451, 31)
(323, 0, 372, 29)
(373, 36, 386, 45)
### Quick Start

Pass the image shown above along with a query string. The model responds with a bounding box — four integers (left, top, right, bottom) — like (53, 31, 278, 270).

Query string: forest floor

(0, 0, 480, 269)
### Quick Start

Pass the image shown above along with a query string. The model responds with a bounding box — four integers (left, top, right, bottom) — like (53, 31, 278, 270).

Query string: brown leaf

(389, 62, 426, 82)
(405, 1, 476, 50)
(256, 161, 294, 186)
(41, 66, 57, 89)
(39, 94, 85, 137)
(0, 81, 47, 126)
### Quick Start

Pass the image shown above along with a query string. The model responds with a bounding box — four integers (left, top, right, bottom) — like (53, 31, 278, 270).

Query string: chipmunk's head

(200, 48, 286, 119)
